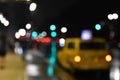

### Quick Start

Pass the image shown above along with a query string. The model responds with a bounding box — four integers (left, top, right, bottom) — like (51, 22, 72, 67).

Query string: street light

(29, 2, 37, 12)
(26, 23, 31, 30)
(108, 13, 119, 20)
(112, 13, 119, 20)
(18, 28, 26, 36)
(61, 27, 67, 33)
(107, 13, 119, 49)
(60, 27, 67, 39)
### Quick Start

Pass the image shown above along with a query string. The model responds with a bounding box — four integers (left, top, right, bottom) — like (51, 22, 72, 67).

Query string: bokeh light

(18, 28, 26, 36)
(26, 23, 31, 30)
(50, 24, 56, 31)
(59, 38, 65, 47)
(61, 27, 67, 33)
(81, 30, 92, 40)
(15, 32, 20, 39)
(29, 2, 37, 12)
(95, 24, 101, 30)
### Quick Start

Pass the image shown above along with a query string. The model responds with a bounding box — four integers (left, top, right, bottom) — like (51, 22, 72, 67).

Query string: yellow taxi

(57, 37, 112, 71)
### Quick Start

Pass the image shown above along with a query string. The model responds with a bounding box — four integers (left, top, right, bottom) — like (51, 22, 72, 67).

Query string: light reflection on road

(24, 49, 75, 80)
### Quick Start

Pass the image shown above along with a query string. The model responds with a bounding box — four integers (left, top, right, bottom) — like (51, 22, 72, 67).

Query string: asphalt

(0, 51, 75, 80)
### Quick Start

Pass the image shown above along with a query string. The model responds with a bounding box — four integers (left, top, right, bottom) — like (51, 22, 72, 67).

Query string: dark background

(0, 0, 120, 39)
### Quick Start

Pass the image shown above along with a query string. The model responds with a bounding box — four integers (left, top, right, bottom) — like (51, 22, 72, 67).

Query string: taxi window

(80, 42, 105, 50)
(68, 42, 75, 49)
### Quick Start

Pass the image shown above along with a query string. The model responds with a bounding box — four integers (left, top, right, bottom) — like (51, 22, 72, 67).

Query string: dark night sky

(32, 0, 120, 38)
(0, 0, 120, 38)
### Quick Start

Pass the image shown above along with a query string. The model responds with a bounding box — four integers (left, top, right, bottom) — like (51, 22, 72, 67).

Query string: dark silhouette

(0, 32, 7, 69)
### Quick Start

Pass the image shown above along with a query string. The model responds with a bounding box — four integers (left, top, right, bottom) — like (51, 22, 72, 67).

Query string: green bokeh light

(50, 24, 56, 31)
(95, 24, 101, 30)
(51, 31, 57, 37)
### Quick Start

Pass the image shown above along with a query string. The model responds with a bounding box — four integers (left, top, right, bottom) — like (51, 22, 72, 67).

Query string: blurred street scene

(0, 0, 120, 80)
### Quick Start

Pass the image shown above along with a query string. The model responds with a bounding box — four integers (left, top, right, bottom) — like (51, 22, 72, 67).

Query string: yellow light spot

(74, 56, 81, 62)
(105, 54, 112, 62)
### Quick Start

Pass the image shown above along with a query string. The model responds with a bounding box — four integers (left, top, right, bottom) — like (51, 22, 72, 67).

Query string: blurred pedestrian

(0, 32, 7, 69)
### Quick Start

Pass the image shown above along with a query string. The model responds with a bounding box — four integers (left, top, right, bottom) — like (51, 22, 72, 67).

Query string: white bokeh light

(108, 13, 119, 20)
(110, 68, 120, 80)
(26, 64, 39, 76)
(18, 28, 26, 36)
(0, 13, 10, 26)
(42, 31, 47, 37)
(61, 27, 67, 33)
(0, 17, 6, 24)
(15, 32, 20, 39)
(29, 2, 37, 12)
(26, 23, 31, 30)
(108, 14, 114, 20)
(113, 13, 119, 20)
(59, 38, 65, 47)
(4, 20, 9, 26)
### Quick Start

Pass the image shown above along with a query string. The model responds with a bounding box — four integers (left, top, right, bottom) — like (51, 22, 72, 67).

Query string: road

(0, 51, 75, 80)
(0, 51, 115, 80)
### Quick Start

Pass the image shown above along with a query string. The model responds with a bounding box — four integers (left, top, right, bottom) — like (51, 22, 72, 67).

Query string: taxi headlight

(74, 55, 81, 63)
(105, 54, 112, 62)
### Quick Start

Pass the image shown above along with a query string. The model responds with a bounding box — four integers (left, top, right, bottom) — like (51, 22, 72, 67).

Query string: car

(57, 37, 112, 79)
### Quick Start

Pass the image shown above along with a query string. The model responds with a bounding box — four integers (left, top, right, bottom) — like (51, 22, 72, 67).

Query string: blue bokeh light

(81, 30, 92, 40)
